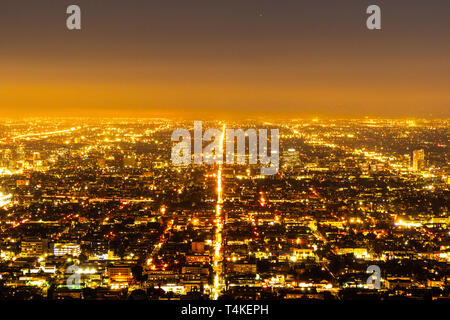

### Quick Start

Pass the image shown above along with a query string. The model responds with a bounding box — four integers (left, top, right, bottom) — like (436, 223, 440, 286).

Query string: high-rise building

(16, 145, 25, 161)
(402, 154, 411, 169)
(282, 148, 300, 169)
(412, 149, 425, 171)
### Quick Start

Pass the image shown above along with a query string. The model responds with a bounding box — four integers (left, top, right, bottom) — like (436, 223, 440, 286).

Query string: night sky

(1, 0, 449, 118)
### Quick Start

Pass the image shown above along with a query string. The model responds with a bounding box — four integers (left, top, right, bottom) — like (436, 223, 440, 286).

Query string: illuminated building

(108, 265, 132, 284)
(21, 238, 48, 258)
(53, 243, 81, 257)
(282, 148, 301, 169)
(191, 241, 205, 254)
(412, 149, 425, 171)
(228, 262, 257, 274)
(186, 254, 211, 264)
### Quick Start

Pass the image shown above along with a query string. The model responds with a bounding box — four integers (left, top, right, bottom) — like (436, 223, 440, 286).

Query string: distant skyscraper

(16, 145, 25, 161)
(402, 154, 411, 169)
(282, 148, 300, 169)
(412, 149, 425, 171)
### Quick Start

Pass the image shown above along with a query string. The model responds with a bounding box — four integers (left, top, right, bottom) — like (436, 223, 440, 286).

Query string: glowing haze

(1, 0, 449, 118)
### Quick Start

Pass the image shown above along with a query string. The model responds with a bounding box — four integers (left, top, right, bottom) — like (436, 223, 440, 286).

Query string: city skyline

(0, 117, 448, 301)
(0, 0, 449, 305)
